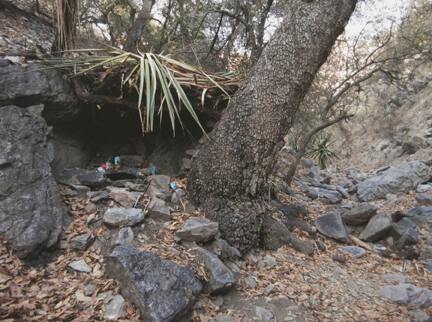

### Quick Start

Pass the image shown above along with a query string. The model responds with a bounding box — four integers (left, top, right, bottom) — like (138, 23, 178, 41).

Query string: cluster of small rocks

(58, 166, 244, 321)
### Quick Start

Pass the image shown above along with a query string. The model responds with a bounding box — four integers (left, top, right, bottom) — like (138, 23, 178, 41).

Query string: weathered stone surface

(417, 184, 432, 193)
(176, 217, 219, 242)
(380, 284, 432, 308)
(104, 295, 126, 320)
(315, 212, 349, 242)
(49, 132, 92, 175)
(103, 208, 144, 227)
(255, 306, 274, 321)
(69, 259, 92, 273)
(307, 187, 342, 204)
(407, 207, 432, 226)
(56, 168, 107, 188)
(383, 274, 407, 284)
(70, 232, 92, 250)
(262, 215, 291, 250)
(196, 247, 236, 294)
(0, 105, 67, 258)
(215, 313, 235, 322)
(105, 246, 202, 321)
(107, 187, 141, 208)
(0, 63, 78, 124)
(338, 246, 366, 258)
(290, 236, 315, 256)
(114, 227, 134, 246)
(342, 203, 378, 226)
(416, 193, 432, 206)
(357, 161, 432, 201)
(150, 175, 171, 193)
(359, 213, 392, 242)
(206, 239, 241, 260)
(148, 198, 171, 221)
(408, 310, 430, 322)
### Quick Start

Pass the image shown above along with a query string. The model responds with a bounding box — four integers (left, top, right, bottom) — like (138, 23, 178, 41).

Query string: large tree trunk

(188, 0, 357, 253)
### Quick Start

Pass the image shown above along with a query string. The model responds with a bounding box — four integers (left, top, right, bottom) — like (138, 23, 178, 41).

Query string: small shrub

(306, 132, 340, 169)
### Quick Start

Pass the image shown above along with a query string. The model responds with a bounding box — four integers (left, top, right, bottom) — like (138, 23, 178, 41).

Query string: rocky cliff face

(0, 105, 68, 257)
(0, 3, 82, 257)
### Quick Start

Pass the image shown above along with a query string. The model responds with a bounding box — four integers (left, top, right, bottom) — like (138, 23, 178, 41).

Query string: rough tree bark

(188, 0, 358, 253)
(124, 0, 155, 53)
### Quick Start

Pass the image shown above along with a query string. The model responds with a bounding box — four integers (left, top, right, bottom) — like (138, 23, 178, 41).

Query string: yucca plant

(305, 132, 339, 169)
(44, 47, 243, 136)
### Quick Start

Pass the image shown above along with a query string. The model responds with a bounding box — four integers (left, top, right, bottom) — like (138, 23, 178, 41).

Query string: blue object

(170, 181, 177, 190)
(151, 166, 156, 175)
(114, 156, 120, 165)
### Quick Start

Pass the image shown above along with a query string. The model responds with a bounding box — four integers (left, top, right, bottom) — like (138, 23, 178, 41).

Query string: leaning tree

(188, 0, 358, 252)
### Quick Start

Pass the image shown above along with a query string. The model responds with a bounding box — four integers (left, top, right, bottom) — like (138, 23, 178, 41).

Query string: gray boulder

(196, 247, 236, 294)
(408, 310, 430, 322)
(176, 217, 219, 242)
(307, 187, 342, 204)
(342, 203, 378, 226)
(150, 175, 171, 194)
(255, 306, 274, 321)
(417, 184, 432, 193)
(407, 207, 432, 226)
(0, 105, 67, 258)
(357, 161, 432, 201)
(148, 198, 171, 221)
(70, 232, 92, 250)
(315, 212, 349, 242)
(0, 63, 78, 124)
(104, 295, 126, 320)
(103, 208, 144, 227)
(359, 213, 392, 242)
(380, 284, 432, 308)
(262, 215, 291, 250)
(69, 259, 92, 273)
(105, 246, 202, 321)
(416, 193, 432, 206)
(107, 187, 141, 208)
(338, 246, 366, 258)
(114, 227, 134, 246)
(56, 168, 107, 188)
(206, 239, 241, 260)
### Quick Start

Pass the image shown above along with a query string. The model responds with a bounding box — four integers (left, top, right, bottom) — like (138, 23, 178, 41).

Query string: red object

(101, 164, 106, 169)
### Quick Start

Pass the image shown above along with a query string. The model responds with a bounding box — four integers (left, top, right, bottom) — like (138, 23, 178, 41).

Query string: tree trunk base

(201, 198, 265, 254)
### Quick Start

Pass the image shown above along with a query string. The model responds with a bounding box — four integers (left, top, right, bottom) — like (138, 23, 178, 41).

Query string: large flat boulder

(105, 246, 202, 322)
(357, 161, 432, 201)
(0, 105, 67, 257)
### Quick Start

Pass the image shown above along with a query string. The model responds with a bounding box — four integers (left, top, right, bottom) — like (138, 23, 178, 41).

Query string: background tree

(283, 0, 432, 181)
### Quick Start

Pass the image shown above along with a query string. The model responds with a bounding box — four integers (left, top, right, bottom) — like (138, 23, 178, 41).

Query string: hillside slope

(333, 71, 432, 170)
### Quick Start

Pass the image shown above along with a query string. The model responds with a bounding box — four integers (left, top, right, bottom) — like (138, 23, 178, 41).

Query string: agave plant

(44, 47, 243, 135)
(305, 132, 340, 169)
